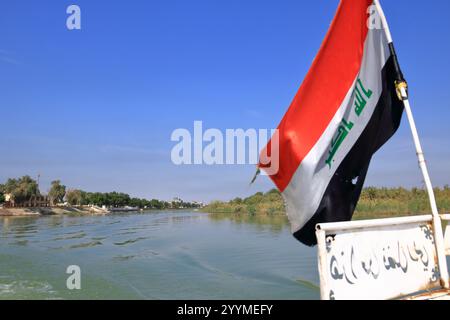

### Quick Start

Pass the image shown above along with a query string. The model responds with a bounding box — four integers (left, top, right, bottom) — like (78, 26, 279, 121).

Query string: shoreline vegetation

(0, 175, 203, 217)
(203, 187, 450, 221)
(1, 175, 449, 222)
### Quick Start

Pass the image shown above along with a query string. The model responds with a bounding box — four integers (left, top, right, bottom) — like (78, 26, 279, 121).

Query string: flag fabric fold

(259, 0, 405, 246)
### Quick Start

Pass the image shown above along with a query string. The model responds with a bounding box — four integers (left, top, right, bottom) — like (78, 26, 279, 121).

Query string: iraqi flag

(259, 0, 405, 246)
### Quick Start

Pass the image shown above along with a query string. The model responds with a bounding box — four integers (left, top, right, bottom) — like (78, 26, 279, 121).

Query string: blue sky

(0, 0, 449, 202)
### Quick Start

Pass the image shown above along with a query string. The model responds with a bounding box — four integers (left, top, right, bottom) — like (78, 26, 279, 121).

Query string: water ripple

(68, 240, 103, 249)
(113, 237, 149, 246)
(52, 232, 86, 241)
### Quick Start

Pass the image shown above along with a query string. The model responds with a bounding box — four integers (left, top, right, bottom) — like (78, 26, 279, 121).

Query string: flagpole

(374, 0, 449, 289)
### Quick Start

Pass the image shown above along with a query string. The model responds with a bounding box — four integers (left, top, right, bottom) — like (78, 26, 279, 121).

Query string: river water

(0, 211, 319, 300)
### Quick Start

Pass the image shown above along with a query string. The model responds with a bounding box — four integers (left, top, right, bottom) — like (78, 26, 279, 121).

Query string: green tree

(130, 198, 143, 208)
(66, 189, 83, 206)
(48, 180, 66, 206)
(3, 179, 18, 194)
(150, 199, 163, 209)
(109, 192, 131, 207)
(4, 176, 40, 203)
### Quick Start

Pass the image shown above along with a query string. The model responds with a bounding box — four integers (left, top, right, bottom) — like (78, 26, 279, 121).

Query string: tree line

(204, 186, 450, 218)
(0, 176, 202, 209)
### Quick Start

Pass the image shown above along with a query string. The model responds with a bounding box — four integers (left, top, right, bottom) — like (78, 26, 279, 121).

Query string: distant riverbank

(203, 187, 450, 220)
(0, 206, 201, 217)
(0, 206, 108, 217)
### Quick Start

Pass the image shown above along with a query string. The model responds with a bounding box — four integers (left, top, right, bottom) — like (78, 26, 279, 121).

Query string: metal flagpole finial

(395, 80, 408, 100)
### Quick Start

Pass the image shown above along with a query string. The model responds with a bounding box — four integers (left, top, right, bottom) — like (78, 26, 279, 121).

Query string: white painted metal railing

(316, 214, 449, 300)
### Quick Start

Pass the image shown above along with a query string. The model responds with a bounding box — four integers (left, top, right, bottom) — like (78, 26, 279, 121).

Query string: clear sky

(1, 0, 449, 202)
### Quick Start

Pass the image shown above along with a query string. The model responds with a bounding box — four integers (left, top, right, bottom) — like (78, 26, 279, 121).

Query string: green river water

(0, 211, 319, 300)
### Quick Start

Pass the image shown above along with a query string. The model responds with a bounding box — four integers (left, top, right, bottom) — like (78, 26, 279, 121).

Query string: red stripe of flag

(259, 0, 373, 192)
